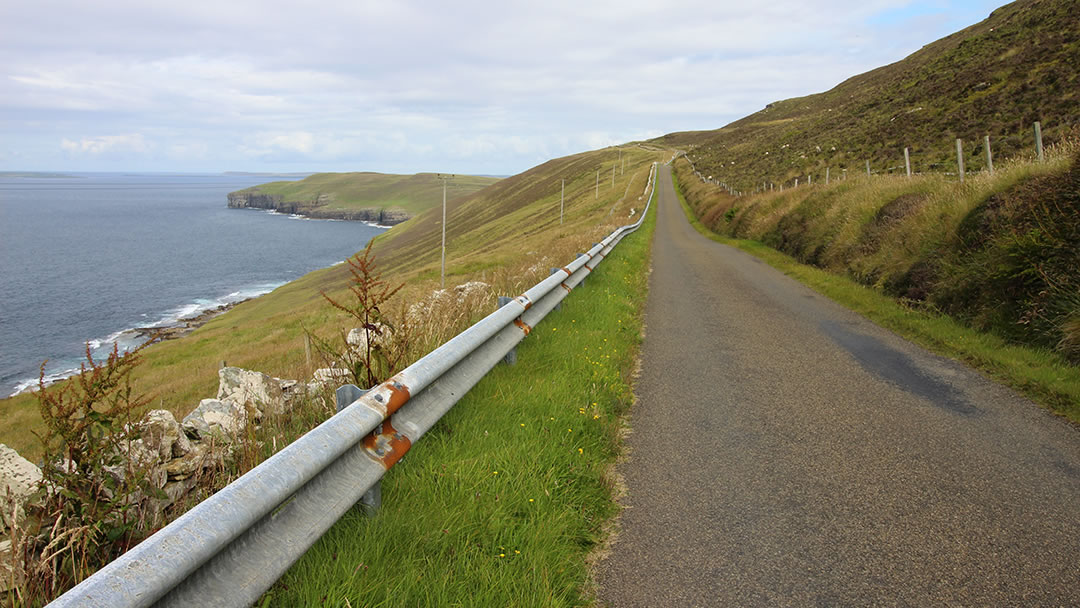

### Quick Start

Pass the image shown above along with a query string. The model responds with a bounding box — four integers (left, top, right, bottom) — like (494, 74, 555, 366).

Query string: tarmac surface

(594, 165, 1080, 606)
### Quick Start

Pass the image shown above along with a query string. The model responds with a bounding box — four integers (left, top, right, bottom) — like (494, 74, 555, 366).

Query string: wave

(9, 365, 82, 397)
(7, 281, 287, 398)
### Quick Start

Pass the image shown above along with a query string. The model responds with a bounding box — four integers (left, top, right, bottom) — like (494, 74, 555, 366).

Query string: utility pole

(436, 173, 454, 289)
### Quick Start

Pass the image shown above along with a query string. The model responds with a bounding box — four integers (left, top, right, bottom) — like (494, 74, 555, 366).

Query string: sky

(1, 0, 1009, 176)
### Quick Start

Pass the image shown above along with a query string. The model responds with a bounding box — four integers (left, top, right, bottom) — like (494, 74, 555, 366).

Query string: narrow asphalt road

(595, 165, 1080, 606)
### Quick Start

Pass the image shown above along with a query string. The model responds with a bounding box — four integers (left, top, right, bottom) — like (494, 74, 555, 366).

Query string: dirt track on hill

(594, 165, 1080, 606)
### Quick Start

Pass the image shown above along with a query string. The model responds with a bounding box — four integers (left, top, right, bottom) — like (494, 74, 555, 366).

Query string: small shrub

(309, 242, 411, 389)
(15, 339, 163, 604)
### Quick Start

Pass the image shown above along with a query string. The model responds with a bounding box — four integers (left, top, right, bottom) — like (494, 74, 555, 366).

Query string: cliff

(227, 190, 411, 225)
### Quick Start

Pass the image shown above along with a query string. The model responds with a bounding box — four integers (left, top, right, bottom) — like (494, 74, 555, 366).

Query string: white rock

(0, 443, 42, 503)
(182, 399, 247, 443)
(313, 368, 351, 384)
(217, 367, 285, 417)
(347, 324, 390, 354)
(138, 409, 191, 460)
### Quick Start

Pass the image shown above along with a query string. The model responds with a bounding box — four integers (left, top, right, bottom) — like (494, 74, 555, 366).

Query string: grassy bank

(669, 167, 1080, 422)
(1, 147, 661, 462)
(262, 190, 656, 606)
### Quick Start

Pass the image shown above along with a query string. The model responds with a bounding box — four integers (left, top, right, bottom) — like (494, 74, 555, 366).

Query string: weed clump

(933, 148, 1080, 359)
(13, 340, 162, 603)
(309, 242, 411, 389)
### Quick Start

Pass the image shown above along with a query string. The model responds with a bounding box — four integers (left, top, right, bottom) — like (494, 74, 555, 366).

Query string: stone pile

(0, 365, 327, 591)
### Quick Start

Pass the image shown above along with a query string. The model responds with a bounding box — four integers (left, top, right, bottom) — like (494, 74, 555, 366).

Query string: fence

(681, 120, 1055, 195)
(47, 162, 658, 608)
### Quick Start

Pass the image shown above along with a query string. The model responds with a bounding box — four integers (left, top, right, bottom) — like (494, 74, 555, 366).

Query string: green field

(232, 172, 501, 216)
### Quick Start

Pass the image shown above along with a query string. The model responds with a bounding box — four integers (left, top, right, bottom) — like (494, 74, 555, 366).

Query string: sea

(0, 172, 388, 397)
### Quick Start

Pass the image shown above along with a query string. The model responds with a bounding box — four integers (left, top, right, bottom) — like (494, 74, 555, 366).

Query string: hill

(0, 147, 663, 458)
(227, 172, 501, 224)
(654, 0, 1079, 190)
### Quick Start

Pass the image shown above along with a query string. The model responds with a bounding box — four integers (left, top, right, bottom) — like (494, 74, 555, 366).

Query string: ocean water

(0, 173, 387, 397)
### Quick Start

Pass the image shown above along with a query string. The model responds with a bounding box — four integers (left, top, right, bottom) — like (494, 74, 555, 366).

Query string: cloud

(60, 133, 149, 155)
(1, 0, 1008, 173)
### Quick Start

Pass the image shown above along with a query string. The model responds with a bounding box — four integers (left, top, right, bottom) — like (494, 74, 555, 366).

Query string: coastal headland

(227, 171, 501, 224)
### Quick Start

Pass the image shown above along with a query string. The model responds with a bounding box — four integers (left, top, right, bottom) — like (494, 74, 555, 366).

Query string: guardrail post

(336, 384, 381, 514)
(497, 296, 518, 365)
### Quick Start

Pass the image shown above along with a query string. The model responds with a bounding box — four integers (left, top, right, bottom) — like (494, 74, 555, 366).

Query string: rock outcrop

(227, 191, 410, 225)
(0, 444, 41, 506)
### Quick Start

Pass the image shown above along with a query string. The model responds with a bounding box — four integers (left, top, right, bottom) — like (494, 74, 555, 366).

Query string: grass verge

(261, 198, 657, 606)
(670, 170, 1080, 423)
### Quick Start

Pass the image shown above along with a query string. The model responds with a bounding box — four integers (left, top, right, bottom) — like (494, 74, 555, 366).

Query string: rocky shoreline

(133, 300, 249, 341)
(226, 191, 410, 225)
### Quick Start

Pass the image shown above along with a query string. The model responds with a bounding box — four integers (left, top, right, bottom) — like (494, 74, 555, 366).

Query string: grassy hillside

(0, 147, 662, 459)
(655, 0, 1079, 191)
(231, 172, 500, 217)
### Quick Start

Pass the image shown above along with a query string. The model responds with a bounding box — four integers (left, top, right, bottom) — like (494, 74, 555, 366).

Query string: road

(594, 165, 1080, 606)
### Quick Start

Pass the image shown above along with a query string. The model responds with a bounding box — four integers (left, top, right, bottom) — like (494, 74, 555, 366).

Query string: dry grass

(0, 147, 663, 463)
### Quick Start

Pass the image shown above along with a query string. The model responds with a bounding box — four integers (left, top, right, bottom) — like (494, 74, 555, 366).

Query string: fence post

(795, 178, 799, 187)
(866, 160, 871, 176)
(904, 147, 911, 177)
(304, 333, 312, 368)
(1034, 121, 1044, 162)
(956, 138, 965, 183)
(335, 384, 380, 515)
(808, 174, 812, 185)
(984, 135, 994, 174)
(560, 179, 564, 225)
(825, 167, 830, 185)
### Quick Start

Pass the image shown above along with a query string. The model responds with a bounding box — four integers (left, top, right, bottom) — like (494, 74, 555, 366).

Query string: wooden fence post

(984, 135, 994, 174)
(956, 138, 965, 183)
(826, 167, 830, 184)
(904, 147, 911, 177)
(866, 160, 871, 176)
(1034, 121, 1044, 162)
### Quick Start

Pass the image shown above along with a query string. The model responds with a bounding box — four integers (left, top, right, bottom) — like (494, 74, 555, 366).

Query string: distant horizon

(0, 169, 512, 179)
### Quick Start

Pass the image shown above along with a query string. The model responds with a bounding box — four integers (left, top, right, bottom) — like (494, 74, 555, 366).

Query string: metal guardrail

(49, 162, 658, 608)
